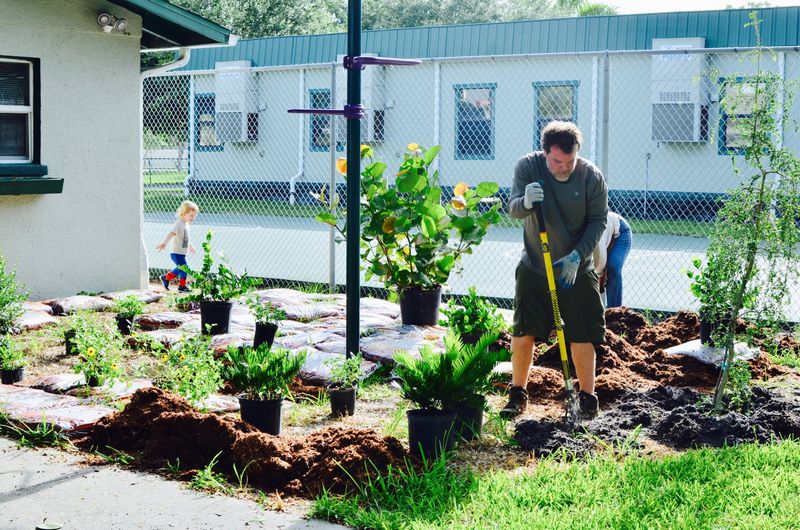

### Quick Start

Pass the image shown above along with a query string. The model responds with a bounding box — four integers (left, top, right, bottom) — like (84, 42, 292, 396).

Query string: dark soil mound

(604, 307, 649, 344)
(77, 388, 408, 497)
(516, 385, 800, 456)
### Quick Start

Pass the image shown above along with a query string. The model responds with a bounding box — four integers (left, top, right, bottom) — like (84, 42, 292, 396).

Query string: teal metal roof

(182, 6, 799, 70)
(108, 0, 231, 49)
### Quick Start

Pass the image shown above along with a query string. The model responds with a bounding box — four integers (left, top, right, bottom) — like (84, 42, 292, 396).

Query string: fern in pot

(323, 353, 363, 417)
(0, 335, 27, 384)
(246, 296, 286, 349)
(223, 344, 306, 435)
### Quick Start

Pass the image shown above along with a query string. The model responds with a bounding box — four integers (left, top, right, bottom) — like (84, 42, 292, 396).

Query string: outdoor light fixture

(97, 12, 128, 33)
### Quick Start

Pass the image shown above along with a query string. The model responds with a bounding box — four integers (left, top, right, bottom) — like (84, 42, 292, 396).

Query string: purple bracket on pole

(288, 55, 419, 118)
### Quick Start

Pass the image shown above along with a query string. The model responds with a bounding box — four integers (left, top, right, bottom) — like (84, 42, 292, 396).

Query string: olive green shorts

(512, 262, 606, 344)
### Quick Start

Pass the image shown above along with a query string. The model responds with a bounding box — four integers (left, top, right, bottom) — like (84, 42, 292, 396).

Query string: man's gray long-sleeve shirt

(508, 151, 608, 277)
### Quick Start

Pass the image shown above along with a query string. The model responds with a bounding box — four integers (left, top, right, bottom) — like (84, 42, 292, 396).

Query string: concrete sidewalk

(0, 438, 347, 530)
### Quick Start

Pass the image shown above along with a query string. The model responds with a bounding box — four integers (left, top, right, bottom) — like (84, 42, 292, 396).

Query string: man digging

(502, 121, 608, 419)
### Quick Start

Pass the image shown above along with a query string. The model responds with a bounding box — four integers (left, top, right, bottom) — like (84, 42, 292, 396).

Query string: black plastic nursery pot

(64, 330, 76, 356)
(0, 367, 24, 384)
(239, 396, 283, 435)
(115, 315, 134, 335)
(328, 386, 357, 417)
(699, 312, 731, 347)
(87, 375, 101, 387)
(253, 322, 278, 349)
(407, 408, 457, 458)
(453, 395, 486, 442)
(399, 285, 442, 326)
(200, 301, 233, 335)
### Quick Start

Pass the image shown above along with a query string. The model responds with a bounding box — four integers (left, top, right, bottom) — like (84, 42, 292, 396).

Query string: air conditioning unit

(651, 38, 709, 143)
(214, 60, 259, 143)
(335, 56, 386, 142)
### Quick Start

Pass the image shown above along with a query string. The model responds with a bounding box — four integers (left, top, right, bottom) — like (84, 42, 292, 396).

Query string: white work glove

(523, 182, 544, 209)
(553, 250, 581, 289)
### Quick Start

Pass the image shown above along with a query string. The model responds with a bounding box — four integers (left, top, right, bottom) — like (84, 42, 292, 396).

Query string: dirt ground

(14, 289, 800, 499)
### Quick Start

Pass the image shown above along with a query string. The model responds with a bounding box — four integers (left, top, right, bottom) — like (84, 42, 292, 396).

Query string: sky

(609, 0, 800, 15)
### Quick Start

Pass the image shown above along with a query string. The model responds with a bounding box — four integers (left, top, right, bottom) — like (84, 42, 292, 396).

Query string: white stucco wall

(0, 0, 145, 300)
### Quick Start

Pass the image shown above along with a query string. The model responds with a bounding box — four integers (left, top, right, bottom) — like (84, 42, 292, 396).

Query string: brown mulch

(75, 387, 408, 498)
(527, 308, 787, 404)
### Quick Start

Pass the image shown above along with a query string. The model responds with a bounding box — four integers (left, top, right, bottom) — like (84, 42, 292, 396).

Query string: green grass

(312, 440, 800, 529)
(144, 189, 714, 237)
(143, 171, 187, 186)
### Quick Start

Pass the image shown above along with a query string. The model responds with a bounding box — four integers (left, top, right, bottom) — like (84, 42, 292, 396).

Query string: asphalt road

(143, 213, 800, 319)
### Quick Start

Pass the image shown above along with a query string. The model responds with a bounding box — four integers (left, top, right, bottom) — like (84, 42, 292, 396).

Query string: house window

(533, 81, 578, 150)
(718, 78, 761, 155)
(195, 93, 222, 151)
(309, 89, 332, 152)
(0, 59, 34, 162)
(455, 84, 495, 160)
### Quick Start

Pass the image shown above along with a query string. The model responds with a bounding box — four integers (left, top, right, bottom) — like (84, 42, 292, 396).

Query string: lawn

(313, 440, 800, 529)
(143, 171, 187, 186)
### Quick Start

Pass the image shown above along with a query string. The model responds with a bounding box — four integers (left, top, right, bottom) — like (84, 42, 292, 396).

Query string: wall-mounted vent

(214, 60, 259, 143)
(651, 38, 709, 143)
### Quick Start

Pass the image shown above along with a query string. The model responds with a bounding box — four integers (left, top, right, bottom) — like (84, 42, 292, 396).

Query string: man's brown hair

(541, 121, 582, 154)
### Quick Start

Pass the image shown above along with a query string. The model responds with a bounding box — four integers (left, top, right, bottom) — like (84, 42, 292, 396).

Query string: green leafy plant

(110, 295, 146, 319)
(152, 334, 223, 405)
(246, 295, 286, 325)
(440, 286, 506, 340)
(0, 254, 27, 334)
(324, 353, 363, 389)
(72, 342, 124, 386)
(0, 414, 69, 449)
(0, 335, 27, 370)
(725, 360, 753, 412)
(222, 343, 306, 400)
(314, 144, 502, 297)
(180, 230, 255, 302)
(393, 330, 504, 410)
(703, 14, 800, 408)
(189, 451, 231, 494)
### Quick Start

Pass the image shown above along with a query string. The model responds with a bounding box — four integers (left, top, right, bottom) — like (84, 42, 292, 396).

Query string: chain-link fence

(142, 47, 800, 319)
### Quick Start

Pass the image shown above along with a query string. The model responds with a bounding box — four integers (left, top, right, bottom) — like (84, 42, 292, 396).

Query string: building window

(455, 84, 495, 160)
(309, 89, 332, 152)
(533, 81, 579, 150)
(195, 93, 222, 152)
(0, 59, 34, 163)
(718, 77, 760, 155)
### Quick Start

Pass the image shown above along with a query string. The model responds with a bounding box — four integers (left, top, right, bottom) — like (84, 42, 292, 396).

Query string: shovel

(534, 201, 580, 427)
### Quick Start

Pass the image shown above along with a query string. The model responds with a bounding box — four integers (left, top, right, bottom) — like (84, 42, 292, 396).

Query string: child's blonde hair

(176, 200, 199, 218)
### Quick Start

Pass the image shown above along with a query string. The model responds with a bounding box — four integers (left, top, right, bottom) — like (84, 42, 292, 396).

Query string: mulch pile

(526, 308, 785, 403)
(515, 307, 796, 456)
(76, 387, 408, 498)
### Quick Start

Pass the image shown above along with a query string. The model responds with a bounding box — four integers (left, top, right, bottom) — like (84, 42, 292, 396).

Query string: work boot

(177, 285, 191, 293)
(500, 386, 528, 418)
(578, 391, 599, 420)
(160, 275, 170, 290)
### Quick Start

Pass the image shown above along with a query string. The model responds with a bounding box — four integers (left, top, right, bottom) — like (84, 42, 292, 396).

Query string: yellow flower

(161, 355, 168, 363)
(86, 347, 96, 358)
(111, 363, 118, 370)
(382, 216, 396, 234)
(454, 182, 469, 196)
(180, 354, 186, 361)
(336, 158, 347, 174)
(407, 143, 420, 151)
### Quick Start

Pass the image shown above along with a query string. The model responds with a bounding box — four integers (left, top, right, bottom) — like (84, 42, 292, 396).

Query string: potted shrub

(323, 353, 363, 417)
(60, 311, 104, 356)
(315, 144, 502, 325)
(222, 343, 306, 435)
(440, 286, 507, 346)
(110, 295, 146, 335)
(0, 335, 27, 384)
(0, 254, 27, 335)
(72, 343, 124, 387)
(180, 230, 255, 335)
(151, 334, 223, 408)
(246, 295, 286, 349)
